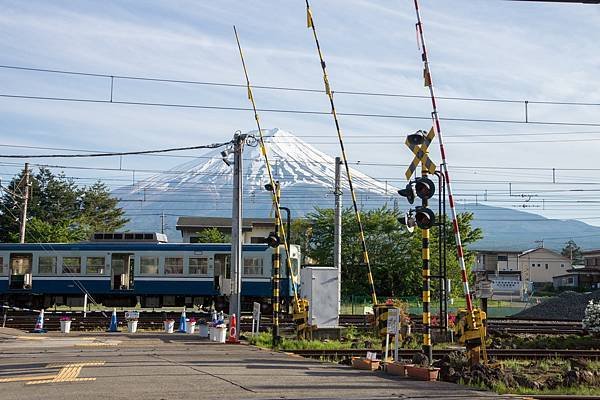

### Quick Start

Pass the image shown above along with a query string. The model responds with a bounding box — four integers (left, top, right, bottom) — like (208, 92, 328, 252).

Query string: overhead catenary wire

(3, 92, 600, 127)
(2, 64, 600, 107)
(305, 0, 378, 306)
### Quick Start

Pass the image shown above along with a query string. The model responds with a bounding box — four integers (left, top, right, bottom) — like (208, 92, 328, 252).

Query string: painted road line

(0, 362, 106, 385)
(0, 375, 56, 383)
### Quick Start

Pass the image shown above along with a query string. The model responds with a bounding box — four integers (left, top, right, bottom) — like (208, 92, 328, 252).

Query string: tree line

(0, 167, 128, 243)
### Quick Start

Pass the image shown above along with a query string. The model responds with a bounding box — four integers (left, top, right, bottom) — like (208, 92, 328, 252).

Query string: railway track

(1, 310, 585, 335)
(289, 348, 600, 360)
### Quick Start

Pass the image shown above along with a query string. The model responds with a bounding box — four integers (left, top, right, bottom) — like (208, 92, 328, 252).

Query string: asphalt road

(0, 329, 523, 400)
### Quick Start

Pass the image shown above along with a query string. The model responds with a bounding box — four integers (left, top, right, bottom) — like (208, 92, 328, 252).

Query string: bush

(582, 300, 600, 335)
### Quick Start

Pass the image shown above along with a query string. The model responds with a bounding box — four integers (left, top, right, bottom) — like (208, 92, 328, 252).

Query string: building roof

(519, 247, 571, 261)
(564, 268, 600, 274)
(175, 216, 275, 231)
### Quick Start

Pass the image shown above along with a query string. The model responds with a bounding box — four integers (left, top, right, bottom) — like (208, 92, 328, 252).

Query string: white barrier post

(83, 294, 88, 318)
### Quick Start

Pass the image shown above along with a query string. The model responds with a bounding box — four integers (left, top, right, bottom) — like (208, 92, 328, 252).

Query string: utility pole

(272, 181, 282, 347)
(19, 163, 30, 244)
(230, 132, 245, 336)
(160, 211, 165, 234)
(333, 157, 342, 325)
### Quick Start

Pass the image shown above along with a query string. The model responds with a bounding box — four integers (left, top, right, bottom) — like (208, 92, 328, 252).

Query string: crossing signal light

(261, 232, 280, 248)
(398, 183, 416, 204)
(398, 212, 416, 233)
(415, 206, 436, 229)
(415, 177, 435, 200)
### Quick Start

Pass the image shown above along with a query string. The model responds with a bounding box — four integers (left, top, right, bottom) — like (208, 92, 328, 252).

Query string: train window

(87, 257, 105, 274)
(140, 256, 159, 275)
(38, 256, 57, 274)
(0, 256, 3, 274)
(189, 258, 208, 275)
(165, 257, 183, 274)
(243, 257, 264, 276)
(144, 234, 154, 240)
(62, 257, 81, 274)
(135, 233, 144, 240)
(125, 233, 134, 240)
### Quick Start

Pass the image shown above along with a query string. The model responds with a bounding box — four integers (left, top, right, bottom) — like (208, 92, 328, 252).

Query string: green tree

(561, 239, 583, 264)
(194, 227, 230, 243)
(291, 206, 482, 300)
(0, 167, 128, 243)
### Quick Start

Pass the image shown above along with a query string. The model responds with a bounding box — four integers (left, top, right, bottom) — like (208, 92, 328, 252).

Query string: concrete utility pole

(230, 133, 245, 335)
(19, 163, 30, 244)
(333, 157, 342, 325)
(160, 211, 165, 234)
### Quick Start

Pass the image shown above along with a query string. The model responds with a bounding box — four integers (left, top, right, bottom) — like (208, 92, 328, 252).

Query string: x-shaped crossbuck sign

(405, 127, 436, 180)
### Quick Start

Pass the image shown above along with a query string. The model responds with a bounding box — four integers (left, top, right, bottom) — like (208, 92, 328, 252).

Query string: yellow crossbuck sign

(405, 127, 436, 180)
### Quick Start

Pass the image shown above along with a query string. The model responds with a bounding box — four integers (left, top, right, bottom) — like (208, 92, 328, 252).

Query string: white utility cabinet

(300, 267, 339, 328)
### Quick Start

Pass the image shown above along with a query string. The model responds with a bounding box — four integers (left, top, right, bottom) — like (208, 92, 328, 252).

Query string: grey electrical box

(300, 267, 339, 328)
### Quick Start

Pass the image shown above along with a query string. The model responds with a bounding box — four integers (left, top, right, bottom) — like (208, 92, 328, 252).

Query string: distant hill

(459, 203, 600, 252)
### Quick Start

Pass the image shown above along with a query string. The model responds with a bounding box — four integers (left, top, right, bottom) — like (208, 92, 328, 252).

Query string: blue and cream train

(0, 233, 300, 310)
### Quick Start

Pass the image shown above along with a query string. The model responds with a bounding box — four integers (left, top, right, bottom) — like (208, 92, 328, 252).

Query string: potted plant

(351, 357, 380, 371)
(127, 315, 139, 333)
(386, 361, 413, 376)
(60, 316, 72, 334)
(406, 365, 440, 381)
(186, 318, 196, 334)
(163, 318, 175, 334)
(198, 319, 209, 338)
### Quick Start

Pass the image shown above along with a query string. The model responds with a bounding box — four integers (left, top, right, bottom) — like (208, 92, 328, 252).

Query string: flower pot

(164, 320, 175, 334)
(386, 362, 413, 376)
(186, 322, 196, 334)
(60, 320, 71, 334)
(127, 320, 138, 333)
(351, 357, 380, 371)
(198, 324, 209, 338)
(406, 365, 440, 381)
(214, 326, 227, 343)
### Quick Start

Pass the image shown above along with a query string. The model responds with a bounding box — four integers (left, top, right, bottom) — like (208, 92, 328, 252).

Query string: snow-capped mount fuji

(118, 128, 399, 240)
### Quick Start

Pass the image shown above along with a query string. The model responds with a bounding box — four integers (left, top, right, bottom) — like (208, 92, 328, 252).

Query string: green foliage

(291, 206, 482, 299)
(194, 227, 230, 243)
(561, 239, 583, 264)
(0, 167, 128, 243)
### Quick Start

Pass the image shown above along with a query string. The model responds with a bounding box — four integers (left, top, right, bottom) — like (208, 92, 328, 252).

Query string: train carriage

(0, 233, 300, 310)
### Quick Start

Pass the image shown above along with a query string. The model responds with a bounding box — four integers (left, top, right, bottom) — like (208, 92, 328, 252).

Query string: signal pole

(272, 181, 281, 347)
(230, 132, 245, 336)
(334, 157, 342, 324)
(422, 161, 433, 364)
(19, 163, 30, 244)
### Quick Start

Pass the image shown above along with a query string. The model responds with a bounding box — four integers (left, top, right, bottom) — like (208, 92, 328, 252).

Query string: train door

(213, 253, 230, 294)
(111, 253, 133, 290)
(9, 253, 32, 290)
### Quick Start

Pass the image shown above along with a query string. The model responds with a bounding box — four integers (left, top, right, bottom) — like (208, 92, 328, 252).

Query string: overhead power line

(0, 141, 231, 159)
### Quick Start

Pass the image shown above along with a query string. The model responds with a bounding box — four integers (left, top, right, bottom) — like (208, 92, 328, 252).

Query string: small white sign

(252, 302, 261, 320)
(366, 351, 377, 361)
(125, 311, 139, 320)
(387, 308, 399, 335)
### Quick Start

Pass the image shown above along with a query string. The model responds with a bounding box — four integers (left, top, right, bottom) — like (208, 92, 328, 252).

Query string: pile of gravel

(512, 290, 600, 321)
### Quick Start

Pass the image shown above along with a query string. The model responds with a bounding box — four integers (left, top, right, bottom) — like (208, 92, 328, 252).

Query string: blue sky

(1, 0, 600, 224)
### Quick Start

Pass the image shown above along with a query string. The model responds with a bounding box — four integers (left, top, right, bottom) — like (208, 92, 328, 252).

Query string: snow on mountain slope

(118, 128, 399, 240)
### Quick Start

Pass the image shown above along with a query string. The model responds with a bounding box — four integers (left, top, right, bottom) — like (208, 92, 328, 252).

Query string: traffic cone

(226, 313, 240, 344)
(107, 308, 119, 332)
(32, 309, 46, 333)
(178, 307, 187, 333)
